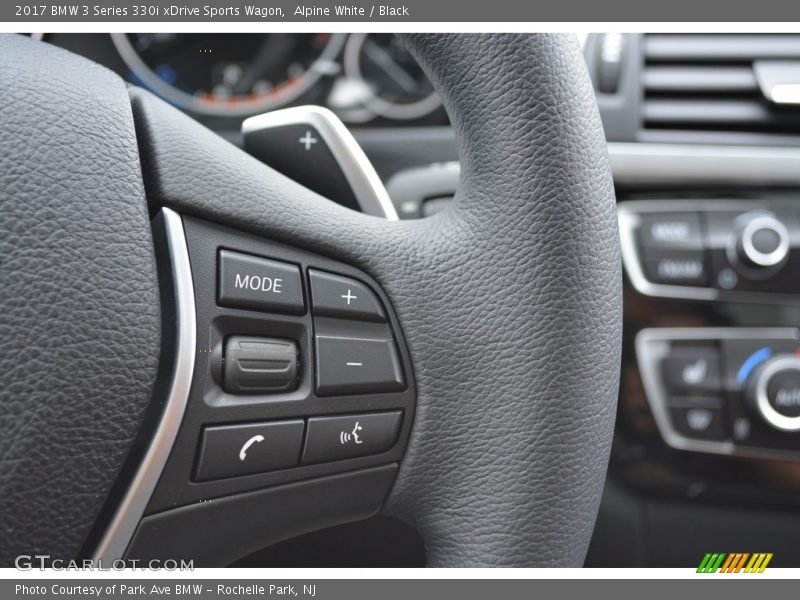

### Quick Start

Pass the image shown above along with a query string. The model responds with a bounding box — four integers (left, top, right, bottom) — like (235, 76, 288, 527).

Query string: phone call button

(194, 420, 304, 482)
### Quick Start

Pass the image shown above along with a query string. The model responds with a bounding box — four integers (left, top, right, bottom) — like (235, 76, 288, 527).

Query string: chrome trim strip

(636, 327, 800, 461)
(608, 142, 800, 185)
(93, 208, 196, 561)
(416, 143, 800, 185)
(242, 105, 398, 221)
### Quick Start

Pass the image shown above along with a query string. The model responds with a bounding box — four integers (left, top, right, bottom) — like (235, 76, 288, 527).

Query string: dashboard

(28, 32, 800, 567)
(586, 32, 800, 568)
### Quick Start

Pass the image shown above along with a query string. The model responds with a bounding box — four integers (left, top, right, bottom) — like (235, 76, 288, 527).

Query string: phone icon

(239, 434, 265, 461)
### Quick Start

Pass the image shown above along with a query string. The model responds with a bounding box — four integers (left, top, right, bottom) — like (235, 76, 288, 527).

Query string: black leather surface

(130, 33, 620, 567)
(0, 34, 160, 563)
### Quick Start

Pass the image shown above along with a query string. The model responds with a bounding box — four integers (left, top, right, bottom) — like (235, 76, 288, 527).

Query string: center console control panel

(619, 200, 800, 301)
(637, 328, 800, 460)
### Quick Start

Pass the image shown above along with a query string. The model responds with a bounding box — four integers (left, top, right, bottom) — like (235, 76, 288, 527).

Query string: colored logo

(697, 553, 773, 573)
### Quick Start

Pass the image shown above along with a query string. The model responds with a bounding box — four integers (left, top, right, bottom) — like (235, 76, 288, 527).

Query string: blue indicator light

(155, 64, 177, 85)
(736, 347, 773, 383)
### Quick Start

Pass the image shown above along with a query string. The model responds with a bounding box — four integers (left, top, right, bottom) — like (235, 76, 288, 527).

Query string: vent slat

(645, 34, 800, 61)
(645, 99, 800, 131)
(644, 66, 757, 92)
(646, 100, 769, 124)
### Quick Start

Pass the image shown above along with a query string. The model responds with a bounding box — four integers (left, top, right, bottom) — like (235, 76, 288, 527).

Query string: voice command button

(302, 412, 402, 465)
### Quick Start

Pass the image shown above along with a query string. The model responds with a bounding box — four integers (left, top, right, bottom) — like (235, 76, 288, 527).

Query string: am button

(218, 250, 305, 314)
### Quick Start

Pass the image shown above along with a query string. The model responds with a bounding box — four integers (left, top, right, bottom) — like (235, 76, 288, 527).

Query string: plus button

(298, 131, 318, 151)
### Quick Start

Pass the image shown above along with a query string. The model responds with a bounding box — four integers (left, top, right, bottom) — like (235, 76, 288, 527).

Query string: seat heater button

(309, 269, 386, 322)
(194, 420, 304, 481)
(218, 250, 304, 314)
(315, 335, 405, 396)
(662, 348, 722, 394)
(302, 411, 402, 464)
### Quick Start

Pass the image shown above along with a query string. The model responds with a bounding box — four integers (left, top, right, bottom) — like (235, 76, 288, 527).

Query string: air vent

(642, 34, 800, 136)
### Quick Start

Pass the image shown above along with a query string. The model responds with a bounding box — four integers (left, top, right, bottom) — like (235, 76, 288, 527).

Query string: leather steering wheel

(0, 33, 620, 567)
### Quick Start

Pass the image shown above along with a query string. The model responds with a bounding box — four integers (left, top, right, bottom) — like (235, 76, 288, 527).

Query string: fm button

(218, 250, 304, 315)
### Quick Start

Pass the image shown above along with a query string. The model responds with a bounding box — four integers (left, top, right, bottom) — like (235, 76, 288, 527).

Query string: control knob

(734, 213, 790, 270)
(744, 355, 800, 432)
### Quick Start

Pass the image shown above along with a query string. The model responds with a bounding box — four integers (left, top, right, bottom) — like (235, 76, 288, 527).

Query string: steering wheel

(0, 33, 620, 567)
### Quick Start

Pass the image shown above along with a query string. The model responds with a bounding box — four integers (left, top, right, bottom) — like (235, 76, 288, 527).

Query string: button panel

(178, 226, 413, 492)
(149, 216, 414, 511)
(619, 200, 800, 302)
(302, 411, 403, 465)
(637, 328, 800, 460)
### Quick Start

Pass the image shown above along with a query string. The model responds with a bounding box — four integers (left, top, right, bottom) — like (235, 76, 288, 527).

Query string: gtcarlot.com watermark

(14, 554, 194, 571)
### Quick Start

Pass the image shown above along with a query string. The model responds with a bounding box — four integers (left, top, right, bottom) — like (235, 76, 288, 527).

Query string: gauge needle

(363, 39, 419, 95)
(232, 35, 298, 95)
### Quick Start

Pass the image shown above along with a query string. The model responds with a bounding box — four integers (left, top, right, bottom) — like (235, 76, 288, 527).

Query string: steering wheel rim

(0, 33, 620, 567)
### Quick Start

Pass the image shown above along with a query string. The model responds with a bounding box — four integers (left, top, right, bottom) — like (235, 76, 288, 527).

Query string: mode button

(218, 250, 304, 314)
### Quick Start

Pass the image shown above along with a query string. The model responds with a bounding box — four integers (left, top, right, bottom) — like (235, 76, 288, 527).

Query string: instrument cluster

(110, 33, 445, 125)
